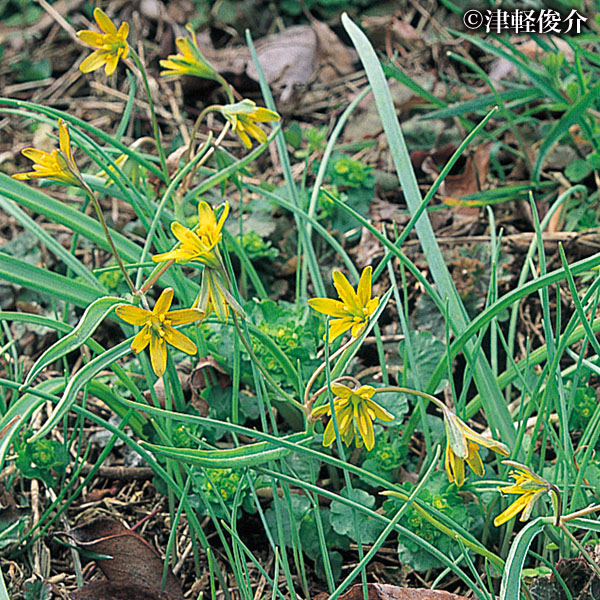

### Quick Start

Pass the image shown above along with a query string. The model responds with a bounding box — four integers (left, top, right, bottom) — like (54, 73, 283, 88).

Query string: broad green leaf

(0, 253, 102, 307)
(31, 341, 132, 441)
(24, 296, 123, 387)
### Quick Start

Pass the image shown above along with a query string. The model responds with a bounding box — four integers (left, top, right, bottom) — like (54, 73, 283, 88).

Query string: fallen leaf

(65, 518, 183, 599)
(315, 583, 469, 600)
(69, 581, 183, 600)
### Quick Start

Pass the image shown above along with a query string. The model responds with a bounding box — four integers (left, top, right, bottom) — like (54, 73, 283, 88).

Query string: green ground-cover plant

(1, 7, 600, 600)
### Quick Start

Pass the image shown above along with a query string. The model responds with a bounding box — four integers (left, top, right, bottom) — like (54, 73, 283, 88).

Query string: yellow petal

(150, 334, 167, 377)
(131, 325, 151, 353)
(356, 402, 375, 451)
(116, 304, 150, 325)
(331, 383, 352, 399)
(366, 397, 394, 421)
(307, 298, 347, 317)
(332, 270, 360, 313)
(322, 418, 336, 447)
(493, 493, 532, 527)
(94, 7, 117, 35)
(252, 107, 280, 122)
(117, 21, 129, 41)
(311, 403, 332, 418)
(197, 201, 217, 232)
(235, 127, 252, 149)
(77, 30, 105, 47)
(80, 50, 106, 73)
(168, 308, 204, 325)
(356, 266, 372, 308)
(350, 320, 367, 338)
(327, 318, 353, 342)
(465, 440, 484, 477)
(153, 288, 174, 316)
(163, 324, 197, 355)
(104, 53, 120, 76)
(216, 202, 230, 233)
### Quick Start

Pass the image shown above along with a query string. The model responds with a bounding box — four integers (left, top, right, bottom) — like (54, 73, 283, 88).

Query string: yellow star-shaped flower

(308, 266, 379, 342)
(160, 25, 217, 80)
(311, 383, 394, 451)
(13, 119, 83, 187)
(116, 288, 203, 377)
(77, 8, 129, 76)
(220, 100, 280, 149)
(494, 461, 551, 527)
(152, 201, 229, 269)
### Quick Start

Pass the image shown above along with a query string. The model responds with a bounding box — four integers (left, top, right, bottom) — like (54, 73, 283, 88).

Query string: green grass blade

(341, 13, 516, 445)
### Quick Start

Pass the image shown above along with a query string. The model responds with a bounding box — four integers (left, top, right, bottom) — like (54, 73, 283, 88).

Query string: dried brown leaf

(315, 583, 469, 600)
(69, 581, 183, 600)
(65, 518, 183, 599)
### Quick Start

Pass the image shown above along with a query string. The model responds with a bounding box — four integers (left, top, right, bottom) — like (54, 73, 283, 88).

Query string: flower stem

(128, 51, 169, 183)
(559, 521, 600, 578)
(82, 185, 136, 294)
(303, 338, 356, 412)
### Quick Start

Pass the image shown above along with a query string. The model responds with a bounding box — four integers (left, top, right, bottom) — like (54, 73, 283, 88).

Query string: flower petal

(80, 50, 106, 73)
(493, 493, 532, 527)
(356, 402, 375, 451)
(356, 266, 372, 308)
(77, 30, 105, 47)
(366, 398, 394, 421)
(465, 440, 484, 477)
(116, 304, 150, 325)
(94, 7, 117, 35)
(153, 288, 174, 316)
(307, 298, 347, 317)
(332, 270, 360, 313)
(327, 318, 353, 342)
(460, 421, 510, 456)
(168, 308, 204, 325)
(131, 325, 151, 353)
(331, 383, 352, 399)
(163, 324, 197, 355)
(322, 418, 336, 447)
(150, 334, 167, 377)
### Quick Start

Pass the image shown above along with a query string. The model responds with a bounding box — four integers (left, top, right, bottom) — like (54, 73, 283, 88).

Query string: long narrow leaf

(24, 297, 123, 387)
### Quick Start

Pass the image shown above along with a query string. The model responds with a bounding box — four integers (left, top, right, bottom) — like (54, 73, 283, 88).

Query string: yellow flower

(160, 25, 217, 80)
(308, 266, 379, 343)
(311, 383, 394, 451)
(153, 201, 229, 269)
(443, 407, 509, 486)
(77, 8, 129, 76)
(13, 119, 83, 187)
(195, 268, 245, 323)
(115, 288, 203, 377)
(220, 100, 280, 149)
(494, 461, 551, 527)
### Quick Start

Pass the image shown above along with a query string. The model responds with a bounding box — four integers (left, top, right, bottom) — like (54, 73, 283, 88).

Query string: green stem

(232, 314, 304, 412)
(128, 51, 169, 182)
(82, 185, 136, 294)
(559, 521, 600, 578)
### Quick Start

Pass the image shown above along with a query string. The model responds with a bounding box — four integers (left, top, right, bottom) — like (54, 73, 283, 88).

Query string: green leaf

(24, 296, 123, 387)
(30, 341, 133, 441)
(341, 13, 516, 447)
(141, 432, 312, 469)
(500, 517, 550, 600)
(565, 158, 593, 182)
(0, 252, 102, 307)
(398, 331, 447, 394)
(330, 488, 385, 544)
(534, 83, 600, 180)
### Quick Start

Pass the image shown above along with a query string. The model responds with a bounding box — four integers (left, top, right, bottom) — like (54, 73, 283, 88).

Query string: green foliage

(383, 473, 479, 571)
(228, 231, 278, 261)
(330, 487, 385, 544)
(15, 433, 68, 489)
(568, 384, 597, 431)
